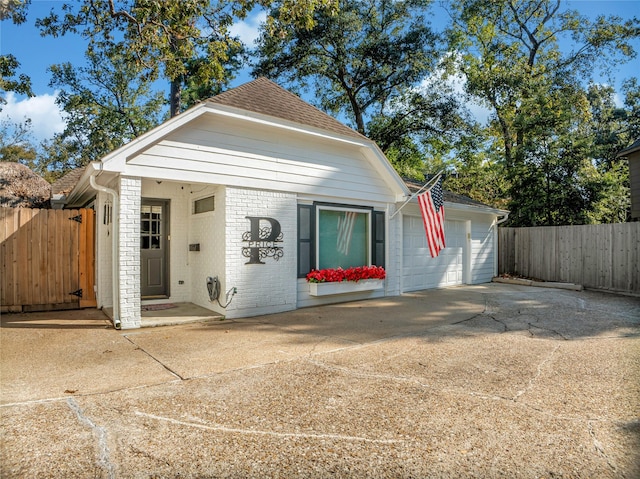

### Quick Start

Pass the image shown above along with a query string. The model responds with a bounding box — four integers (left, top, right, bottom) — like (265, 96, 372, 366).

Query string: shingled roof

(52, 167, 86, 196)
(207, 77, 367, 141)
(404, 177, 496, 209)
(617, 138, 640, 157)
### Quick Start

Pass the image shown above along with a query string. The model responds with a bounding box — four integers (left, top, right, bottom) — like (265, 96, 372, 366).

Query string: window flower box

(306, 266, 385, 296)
(308, 278, 384, 296)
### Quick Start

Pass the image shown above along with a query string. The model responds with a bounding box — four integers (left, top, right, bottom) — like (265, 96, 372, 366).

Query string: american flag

(417, 176, 446, 258)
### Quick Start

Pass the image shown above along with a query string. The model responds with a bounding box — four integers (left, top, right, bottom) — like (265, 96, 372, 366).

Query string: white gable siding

(125, 115, 397, 204)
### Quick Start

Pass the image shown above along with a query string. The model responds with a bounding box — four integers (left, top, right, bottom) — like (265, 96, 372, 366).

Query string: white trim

(308, 279, 384, 296)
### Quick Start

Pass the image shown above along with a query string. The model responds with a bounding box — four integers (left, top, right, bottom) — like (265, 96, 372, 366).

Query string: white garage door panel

(402, 216, 466, 292)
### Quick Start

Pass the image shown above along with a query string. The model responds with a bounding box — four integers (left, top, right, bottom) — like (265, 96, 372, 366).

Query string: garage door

(402, 216, 467, 292)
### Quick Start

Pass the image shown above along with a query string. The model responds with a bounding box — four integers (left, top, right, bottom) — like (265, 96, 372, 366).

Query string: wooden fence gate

(1, 207, 96, 312)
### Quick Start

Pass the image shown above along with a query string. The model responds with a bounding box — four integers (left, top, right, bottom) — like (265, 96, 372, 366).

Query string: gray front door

(141, 199, 169, 298)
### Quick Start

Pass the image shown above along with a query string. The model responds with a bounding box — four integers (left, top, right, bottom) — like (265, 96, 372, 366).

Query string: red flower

(306, 266, 386, 283)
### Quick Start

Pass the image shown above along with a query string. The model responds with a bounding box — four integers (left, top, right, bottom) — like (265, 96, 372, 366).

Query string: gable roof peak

(206, 77, 367, 141)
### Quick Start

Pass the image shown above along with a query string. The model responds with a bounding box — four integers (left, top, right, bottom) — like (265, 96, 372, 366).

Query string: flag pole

(390, 169, 444, 220)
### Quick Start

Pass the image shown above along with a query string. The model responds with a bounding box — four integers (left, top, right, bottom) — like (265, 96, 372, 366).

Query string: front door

(141, 199, 169, 298)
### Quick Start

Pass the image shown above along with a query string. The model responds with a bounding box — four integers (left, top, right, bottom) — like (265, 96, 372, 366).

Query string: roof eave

(616, 138, 640, 157)
(443, 201, 510, 216)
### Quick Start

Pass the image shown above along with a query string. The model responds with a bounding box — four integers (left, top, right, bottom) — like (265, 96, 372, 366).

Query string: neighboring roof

(403, 177, 504, 211)
(617, 138, 640, 157)
(52, 167, 86, 196)
(207, 77, 367, 142)
(0, 162, 51, 208)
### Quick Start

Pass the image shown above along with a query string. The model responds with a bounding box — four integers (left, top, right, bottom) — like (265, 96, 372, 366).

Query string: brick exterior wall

(118, 176, 141, 329)
(188, 186, 226, 312)
(223, 187, 297, 319)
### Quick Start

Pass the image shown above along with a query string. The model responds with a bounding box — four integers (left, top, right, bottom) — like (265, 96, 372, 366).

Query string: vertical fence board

(7, 208, 18, 307)
(0, 208, 9, 308)
(61, 211, 72, 306)
(39, 209, 49, 305)
(499, 223, 640, 294)
(18, 209, 32, 306)
(46, 209, 57, 304)
(69, 209, 80, 298)
(54, 209, 64, 304)
(80, 209, 97, 308)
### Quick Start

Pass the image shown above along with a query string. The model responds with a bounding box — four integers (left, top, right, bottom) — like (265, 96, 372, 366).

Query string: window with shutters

(298, 203, 385, 277)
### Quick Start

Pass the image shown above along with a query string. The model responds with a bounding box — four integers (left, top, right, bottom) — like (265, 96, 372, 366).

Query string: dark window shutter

(298, 204, 315, 277)
(372, 210, 385, 268)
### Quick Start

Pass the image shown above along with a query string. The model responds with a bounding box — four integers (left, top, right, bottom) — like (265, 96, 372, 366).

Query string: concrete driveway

(1, 283, 639, 478)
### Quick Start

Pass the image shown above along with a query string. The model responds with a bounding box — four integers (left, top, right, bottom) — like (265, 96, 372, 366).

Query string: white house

(63, 78, 508, 329)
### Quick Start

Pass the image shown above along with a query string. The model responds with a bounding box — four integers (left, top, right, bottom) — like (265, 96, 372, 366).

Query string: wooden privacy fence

(1, 207, 96, 312)
(498, 223, 640, 294)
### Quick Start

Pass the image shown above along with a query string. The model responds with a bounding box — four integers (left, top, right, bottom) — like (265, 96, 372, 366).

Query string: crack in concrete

(588, 421, 619, 473)
(67, 398, 116, 479)
(306, 358, 517, 403)
(123, 335, 184, 380)
(134, 410, 401, 444)
(513, 344, 561, 401)
(527, 322, 569, 340)
(490, 315, 509, 332)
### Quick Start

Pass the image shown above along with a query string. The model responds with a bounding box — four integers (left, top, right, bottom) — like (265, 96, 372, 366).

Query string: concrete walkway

(1, 283, 638, 478)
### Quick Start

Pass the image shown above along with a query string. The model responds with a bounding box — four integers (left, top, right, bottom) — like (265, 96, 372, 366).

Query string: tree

(254, 0, 439, 135)
(0, 0, 33, 102)
(581, 81, 640, 223)
(37, 0, 338, 116)
(0, 118, 38, 166)
(40, 46, 165, 176)
(446, 0, 640, 225)
(366, 85, 470, 178)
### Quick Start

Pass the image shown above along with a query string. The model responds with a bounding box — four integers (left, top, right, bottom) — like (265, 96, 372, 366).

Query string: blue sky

(1, 0, 639, 143)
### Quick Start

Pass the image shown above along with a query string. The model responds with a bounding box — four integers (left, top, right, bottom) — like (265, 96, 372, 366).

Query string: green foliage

(36, 0, 337, 115)
(40, 46, 165, 175)
(0, 54, 33, 103)
(446, 0, 640, 225)
(0, 118, 38, 166)
(0, 1, 33, 102)
(441, 130, 510, 211)
(0, 0, 29, 24)
(254, 0, 439, 134)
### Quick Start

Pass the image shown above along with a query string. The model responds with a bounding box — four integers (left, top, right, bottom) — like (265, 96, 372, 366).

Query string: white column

(118, 176, 141, 329)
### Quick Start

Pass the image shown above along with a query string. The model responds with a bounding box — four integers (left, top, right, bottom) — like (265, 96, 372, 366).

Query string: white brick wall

(188, 186, 226, 313)
(224, 187, 297, 318)
(118, 176, 141, 329)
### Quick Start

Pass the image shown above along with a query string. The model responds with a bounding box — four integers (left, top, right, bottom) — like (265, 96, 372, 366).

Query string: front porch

(103, 302, 224, 328)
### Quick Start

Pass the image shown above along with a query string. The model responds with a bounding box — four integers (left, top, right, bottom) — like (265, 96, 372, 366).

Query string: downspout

(493, 213, 510, 277)
(89, 173, 121, 329)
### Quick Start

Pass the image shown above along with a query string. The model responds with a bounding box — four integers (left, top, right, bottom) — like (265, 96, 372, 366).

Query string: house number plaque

(242, 216, 284, 264)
